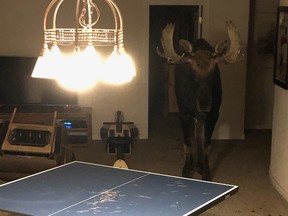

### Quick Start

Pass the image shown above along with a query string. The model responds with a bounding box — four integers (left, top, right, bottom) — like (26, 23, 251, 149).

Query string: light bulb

(57, 46, 102, 92)
(31, 44, 55, 79)
(100, 48, 136, 84)
(50, 44, 64, 79)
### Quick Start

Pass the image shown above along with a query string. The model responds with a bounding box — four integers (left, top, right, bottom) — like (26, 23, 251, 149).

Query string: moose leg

(201, 142, 212, 181)
(200, 108, 220, 181)
(195, 115, 211, 181)
(179, 114, 194, 178)
(195, 115, 212, 181)
(197, 66, 222, 180)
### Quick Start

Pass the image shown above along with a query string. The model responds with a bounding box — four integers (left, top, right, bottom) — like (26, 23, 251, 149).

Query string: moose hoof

(202, 171, 212, 181)
(202, 175, 211, 181)
(196, 164, 203, 175)
(182, 169, 191, 178)
(182, 166, 191, 178)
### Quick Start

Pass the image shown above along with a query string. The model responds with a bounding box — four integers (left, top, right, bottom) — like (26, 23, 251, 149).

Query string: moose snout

(195, 81, 213, 113)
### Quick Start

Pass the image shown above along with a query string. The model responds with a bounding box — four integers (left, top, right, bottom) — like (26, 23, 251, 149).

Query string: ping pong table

(0, 161, 238, 216)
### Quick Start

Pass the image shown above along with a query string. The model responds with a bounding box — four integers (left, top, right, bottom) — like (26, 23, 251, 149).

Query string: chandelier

(32, 0, 136, 92)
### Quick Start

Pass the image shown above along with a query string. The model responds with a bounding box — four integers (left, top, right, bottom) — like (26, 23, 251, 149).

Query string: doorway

(149, 5, 202, 121)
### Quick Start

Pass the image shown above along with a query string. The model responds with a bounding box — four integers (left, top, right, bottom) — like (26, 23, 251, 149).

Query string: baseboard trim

(269, 169, 288, 202)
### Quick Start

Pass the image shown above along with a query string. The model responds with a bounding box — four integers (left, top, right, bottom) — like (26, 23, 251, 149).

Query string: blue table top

(0, 161, 238, 216)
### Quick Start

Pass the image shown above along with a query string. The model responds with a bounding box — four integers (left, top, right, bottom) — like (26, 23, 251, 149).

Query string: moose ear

(179, 39, 193, 54)
(214, 40, 229, 55)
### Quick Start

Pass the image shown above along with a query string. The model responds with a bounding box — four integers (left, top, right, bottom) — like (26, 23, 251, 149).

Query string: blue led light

(64, 121, 72, 129)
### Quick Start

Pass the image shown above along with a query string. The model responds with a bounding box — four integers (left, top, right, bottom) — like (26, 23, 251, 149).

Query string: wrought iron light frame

(43, 0, 123, 49)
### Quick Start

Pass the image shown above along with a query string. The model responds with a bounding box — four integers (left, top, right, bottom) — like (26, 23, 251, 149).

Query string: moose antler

(157, 21, 243, 64)
(215, 21, 243, 63)
(156, 23, 185, 63)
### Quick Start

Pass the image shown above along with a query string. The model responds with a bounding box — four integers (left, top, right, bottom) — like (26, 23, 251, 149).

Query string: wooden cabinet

(57, 107, 92, 147)
(0, 105, 92, 148)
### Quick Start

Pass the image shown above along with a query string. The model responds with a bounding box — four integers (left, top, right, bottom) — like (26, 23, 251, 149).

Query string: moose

(157, 21, 242, 181)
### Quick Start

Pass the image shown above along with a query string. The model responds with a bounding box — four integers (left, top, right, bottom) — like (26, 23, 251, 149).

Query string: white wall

(0, 0, 249, 140)
(270, 87, 288, 201)
(245, 0, 276, 129)
(270, 0, 288, 202)
(0, 0, 49, 56)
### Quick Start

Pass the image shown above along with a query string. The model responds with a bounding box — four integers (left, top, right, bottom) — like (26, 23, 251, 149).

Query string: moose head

(156, 21, 243, 113)
(156, 20, 243, 65)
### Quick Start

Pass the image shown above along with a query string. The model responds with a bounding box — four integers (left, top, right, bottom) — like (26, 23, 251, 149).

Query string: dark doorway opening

(149, 5, 202, 123)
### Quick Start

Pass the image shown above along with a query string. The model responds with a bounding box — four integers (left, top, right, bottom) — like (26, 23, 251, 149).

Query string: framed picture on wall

(274, 6, 288, 89)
